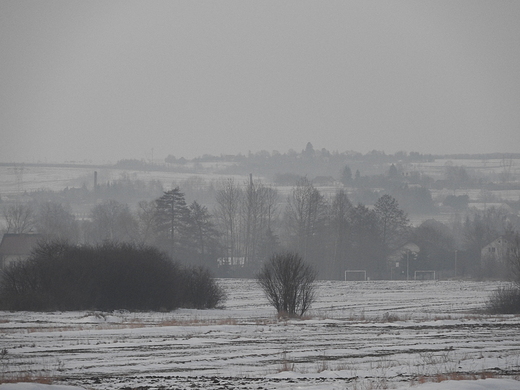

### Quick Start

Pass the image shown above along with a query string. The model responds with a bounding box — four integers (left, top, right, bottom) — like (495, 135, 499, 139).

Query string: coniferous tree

(328, 190, 353, 278)
(340, 165, 353, 186)
(155, 188, 190, 258)
(413, 219, 455, 272)
(350, 203, 385, 277)
(187, 201, 221, 267)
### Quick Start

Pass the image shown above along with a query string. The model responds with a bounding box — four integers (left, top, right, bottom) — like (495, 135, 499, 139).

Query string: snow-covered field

(1, 279, 519, 389)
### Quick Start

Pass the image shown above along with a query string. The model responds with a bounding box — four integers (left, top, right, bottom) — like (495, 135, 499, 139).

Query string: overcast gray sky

(1, 1, 519, 164)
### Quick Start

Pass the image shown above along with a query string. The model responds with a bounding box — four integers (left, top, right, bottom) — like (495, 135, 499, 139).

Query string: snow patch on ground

(400, 378, 520, 390)
(2, 378, 520, 390)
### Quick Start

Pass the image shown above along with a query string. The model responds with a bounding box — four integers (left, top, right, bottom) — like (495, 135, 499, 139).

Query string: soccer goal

(344, 270, 367, 281)
(414, 270, 436, 280)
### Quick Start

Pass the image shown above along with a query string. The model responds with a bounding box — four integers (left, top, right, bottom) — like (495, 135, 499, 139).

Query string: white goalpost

(344, 270, 367, 281)
(414, 270, 436, 280)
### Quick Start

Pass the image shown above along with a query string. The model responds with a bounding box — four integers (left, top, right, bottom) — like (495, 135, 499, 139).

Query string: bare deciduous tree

(188, 201, 221, 266)
(257, 252, 317, 317)
(374, 194, 409, 253)
(505, 230, 520, 283)
(241, 179, 279, 268)
(487, 229, 520, 314)
(88, 200, 139, 243)
(214, 178, 242, 263)
(136, 200, 158, 245)
(35, 201, 79, 242)
(3, 204, 35, 234)
(284, 177, 327, 259)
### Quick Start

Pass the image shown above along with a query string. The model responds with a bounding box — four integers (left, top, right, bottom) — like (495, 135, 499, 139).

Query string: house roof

(388, 242, 420, 262)
(0, 233, 42, 256)
(393, 242, 420, 253)
(482, 236, 509, 249)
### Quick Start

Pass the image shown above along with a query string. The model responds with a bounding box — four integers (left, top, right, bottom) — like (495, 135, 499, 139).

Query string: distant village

(1, 146, 519, 280)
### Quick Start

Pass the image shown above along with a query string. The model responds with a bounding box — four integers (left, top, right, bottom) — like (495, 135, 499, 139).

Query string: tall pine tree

(155, 188, 190, 259)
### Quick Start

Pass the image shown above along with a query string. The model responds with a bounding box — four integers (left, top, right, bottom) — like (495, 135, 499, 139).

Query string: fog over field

(1, 2, 520, 388)
(1, 1, 520, 164)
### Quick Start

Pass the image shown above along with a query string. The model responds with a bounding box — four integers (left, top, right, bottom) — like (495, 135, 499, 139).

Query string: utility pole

(406, 251, 410, 281)
(454, 249, 458, 277)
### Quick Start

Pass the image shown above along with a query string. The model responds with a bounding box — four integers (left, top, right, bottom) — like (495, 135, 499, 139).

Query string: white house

(481, 236, 516, 265)
(217, 256, 246, 267)
(388, 242, 420, 268)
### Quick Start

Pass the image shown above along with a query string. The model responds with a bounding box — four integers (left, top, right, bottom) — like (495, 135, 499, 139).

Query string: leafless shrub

(0, 349, 62, 385)
(257, 252, 317, 318)
(278, 351, 295, 372)
(486, 284, 520, 314)
(381, 312, 400, 322)
(506, 230, 520, 283)
(180, 266, 227, 309)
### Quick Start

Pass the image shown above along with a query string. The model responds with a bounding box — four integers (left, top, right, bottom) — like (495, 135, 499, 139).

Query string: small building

(0, 233, 42, 269)
(481, 236, 516, 265)
(388, 242, 420, 279)
(388, 242, 420, 268)
(217, 256, 246, 268)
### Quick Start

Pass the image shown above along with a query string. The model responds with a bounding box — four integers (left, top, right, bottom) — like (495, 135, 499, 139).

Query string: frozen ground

(1, 279, 519, 389)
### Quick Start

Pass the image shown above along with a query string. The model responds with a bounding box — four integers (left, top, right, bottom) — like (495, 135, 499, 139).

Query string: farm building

(481, 236, 517, 265)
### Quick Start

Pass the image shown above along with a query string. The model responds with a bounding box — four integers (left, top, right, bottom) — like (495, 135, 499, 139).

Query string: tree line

(4, 174, 519, 280)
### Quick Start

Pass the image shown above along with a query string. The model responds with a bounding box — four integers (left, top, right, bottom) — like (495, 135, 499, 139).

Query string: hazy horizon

(2, 1, 520, 164)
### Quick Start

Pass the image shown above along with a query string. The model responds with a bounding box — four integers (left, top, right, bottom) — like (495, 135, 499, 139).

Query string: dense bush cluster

(0, 241, 226, 311)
